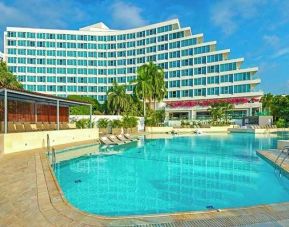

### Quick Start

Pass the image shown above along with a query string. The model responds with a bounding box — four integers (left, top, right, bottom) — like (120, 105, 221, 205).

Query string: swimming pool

(54, 132, 289, 216)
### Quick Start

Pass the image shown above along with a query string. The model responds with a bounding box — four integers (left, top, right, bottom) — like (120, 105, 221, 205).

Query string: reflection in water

(54, 132, 289, 216)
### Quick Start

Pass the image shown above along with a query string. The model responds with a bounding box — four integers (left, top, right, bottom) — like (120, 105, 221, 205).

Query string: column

(57, 100, 59, 130)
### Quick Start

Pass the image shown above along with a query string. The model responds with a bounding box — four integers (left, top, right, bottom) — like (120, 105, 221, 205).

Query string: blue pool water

(54, 132, 289, 216)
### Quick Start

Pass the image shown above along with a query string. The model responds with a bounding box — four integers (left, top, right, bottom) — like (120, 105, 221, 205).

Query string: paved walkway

(1, 146, 289, 226)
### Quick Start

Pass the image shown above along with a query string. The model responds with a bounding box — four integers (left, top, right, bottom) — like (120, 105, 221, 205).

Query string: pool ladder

(274, 146, 289, 169)
(47, 134, 56, 168)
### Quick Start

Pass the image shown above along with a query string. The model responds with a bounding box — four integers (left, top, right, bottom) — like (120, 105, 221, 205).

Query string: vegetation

(0, 60, 22, 89)
(110, 119, 123, 128)
(68, 95, 100, 115)
(97, 118, 109, 128)
(122, 115, 138, 129)
(75, 119, 93, 129)
(107, 82, 132, 115)
(145, 110, 166, 126)
(208, 102, 233, 125)
(261, 93, 289, 127)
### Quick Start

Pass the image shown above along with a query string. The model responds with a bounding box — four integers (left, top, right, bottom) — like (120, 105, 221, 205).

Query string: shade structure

(0, 87, 92, 133)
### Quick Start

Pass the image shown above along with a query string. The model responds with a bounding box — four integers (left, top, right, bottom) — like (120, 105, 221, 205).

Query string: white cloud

(110, 1, 148, 28)
(272, 47, 289, 58)
(210, 0, 267, 35)
(263, 35, 280, 47)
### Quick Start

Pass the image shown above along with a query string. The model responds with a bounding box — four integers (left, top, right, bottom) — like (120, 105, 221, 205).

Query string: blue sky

(0, 0, 288, 94)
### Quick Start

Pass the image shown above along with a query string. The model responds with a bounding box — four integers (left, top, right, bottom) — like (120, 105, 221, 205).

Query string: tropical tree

(134, 62, 167, 117)
(107, 81, 132, 115)
(208, 102, 233, 124)
(148, 62, 167, 110)
(0, 60, 22, 88)
(261, 93, 274, 114)
(134, 64, 153, 117)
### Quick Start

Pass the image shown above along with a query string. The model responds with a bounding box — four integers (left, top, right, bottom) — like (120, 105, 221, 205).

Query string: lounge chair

(116, 134, 131, 143)
(108, 135, 125, 144)
(24, 122, 37, 132)
(36, 122, 44, 131)
(43, 122, 50, 131)
(124, 133, 139, 141)
(50, 122, 57, 130)
(15, 123, 25, 132)
(99, 136, 118, 145)
(8, 122, 16, 133)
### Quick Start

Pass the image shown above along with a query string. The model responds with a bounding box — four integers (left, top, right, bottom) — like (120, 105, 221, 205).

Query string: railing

(47, 134, 56, 168)
(274, 146, 289, 169)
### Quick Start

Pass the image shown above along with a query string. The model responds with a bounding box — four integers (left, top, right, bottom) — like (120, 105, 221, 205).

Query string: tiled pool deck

(1, 143, 289, 226)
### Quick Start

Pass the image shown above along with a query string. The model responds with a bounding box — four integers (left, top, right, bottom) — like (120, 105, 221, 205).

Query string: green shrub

(145, 110, 165, 126)
(97, 118, 109, 128)
(123, 116, 138, 128)
(111, 119, 122, 128)
(276, 118, 286, 128)
(75, 119, 93, 129)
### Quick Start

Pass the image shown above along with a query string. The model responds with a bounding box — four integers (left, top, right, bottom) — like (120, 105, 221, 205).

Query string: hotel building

(3, 19, 262, 120)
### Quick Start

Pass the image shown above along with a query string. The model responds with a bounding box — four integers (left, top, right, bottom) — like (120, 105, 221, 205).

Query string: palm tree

(221, 102, 233, 123)
(261, 93, 274, 115)
(149, 62, 167, 110)
(107, 82, 132, 115)
(134, 64, 153, 117)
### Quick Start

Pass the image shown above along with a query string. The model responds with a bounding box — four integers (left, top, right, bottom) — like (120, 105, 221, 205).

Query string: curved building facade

(4, 19, 262, 119)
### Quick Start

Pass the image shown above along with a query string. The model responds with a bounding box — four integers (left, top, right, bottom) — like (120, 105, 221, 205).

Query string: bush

(123, 116, 138, 128)
(111, 119, 122, 128)
(75, 119, 93, 129)
(97, 118, 109, 128)
(145, 110, 165, 127)
(276, 118, 286, 128)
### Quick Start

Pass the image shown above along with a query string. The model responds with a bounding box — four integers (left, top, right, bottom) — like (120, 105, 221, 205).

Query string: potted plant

(111, 119, 123, 135)
(97, 118, 109, 135)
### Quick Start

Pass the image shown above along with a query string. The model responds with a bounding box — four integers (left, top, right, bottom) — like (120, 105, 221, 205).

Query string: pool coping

(37, 142, 289, 226)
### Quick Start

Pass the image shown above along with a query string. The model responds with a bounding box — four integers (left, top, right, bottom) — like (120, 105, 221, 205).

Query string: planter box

(99, 128, 107, 135)
(112, 128, 122, 135)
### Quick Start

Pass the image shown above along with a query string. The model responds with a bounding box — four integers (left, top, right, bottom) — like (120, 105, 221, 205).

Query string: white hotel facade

(3, 19, 262, 120)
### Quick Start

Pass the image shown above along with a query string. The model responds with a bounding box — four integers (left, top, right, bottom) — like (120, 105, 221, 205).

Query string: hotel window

(169, 70, 180, 78)
(234, 84, 250, 93)
(17, 32, 26, 38)
(17, 75, 26, 82)
(18, 57, 26, 64)
(56, 68, 66, 74)
(37, 50, 46, 56)
(17, 40, 26, 46)
(194, 56, 206, 65)
(137, 39, 145, 46)
(207, 87, 219, 95)
(194, 45, 210, 54)
(8, 40, 16, 46)
(27, 85, 36, 92)
(136, 31, 145, 38)
(207, 76, 219, 84)
(158, 53, 168, 60)
(169, 41, 180, 49)
(194, 77, 206, 85)
(8, 57, 17, 64)
(36, 67, 46, 73)
(207, 65, 219, 73)
(47, 76, 56, 83)
(67, 77, 76, 83)
(37, 85, 46, 92)
(169, 51, 180, 58)
(220, 86, 233, 94)
(17, 49, 26, 55)
(137, 57, 145, 64)
(220, 62, 237, 72)
(37, 76, 46, 82)
(181, 58, 193, 66)
(146, 29, 156, 36)
(127, 41, 135, 48)
(194, 88, 206, 96)
(181, 79, 193, 86)
(181, 49, 193, 56)
(68, 86, 77, 92)
(146, 37, 156, 44)
(234, 72, 250, 81)
(7, 31, 16, 37)
(47, 85, 56, 91)
(169, 91, 180, 98)
(181, 38, 197, 47)
(194, 67, 206, 75)
(169, 31, 184, 40)
(158, 35, 168, 42)
(220, 74, 233, 83)
(169, 60, 180, 68)
(158, 44, 168, 51)
(27, 76, 36, 82)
